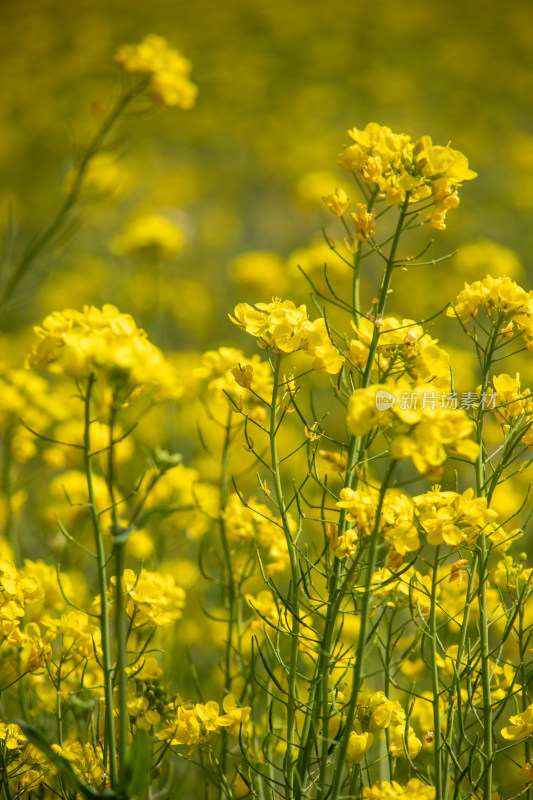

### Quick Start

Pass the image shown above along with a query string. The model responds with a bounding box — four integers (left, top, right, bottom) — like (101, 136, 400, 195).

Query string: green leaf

(122, 728, 152, 799)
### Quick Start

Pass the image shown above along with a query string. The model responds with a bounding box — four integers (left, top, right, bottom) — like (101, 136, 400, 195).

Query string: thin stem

(218, 407, 240, 794)
(429, 546, 443, 800)
(0, 79, 148, 316)
(84, 375, 118, 788)
(107, 404, 129, 780)
(328, 459, 397, 800)
(271, 354, 301, 800)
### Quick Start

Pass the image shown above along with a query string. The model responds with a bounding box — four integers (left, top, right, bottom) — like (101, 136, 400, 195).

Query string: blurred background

(1, 0, 533, 351)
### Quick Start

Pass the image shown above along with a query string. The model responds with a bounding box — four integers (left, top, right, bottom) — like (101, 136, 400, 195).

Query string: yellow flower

(414, 135, 477, 183)
(363, 778, 435, 799)
(351, 203, 376, 240)
(113, 568, 186, 627)
(501, 703, 533, 740)
(447, 275, 533, 350)
(326, 524, 359, 559)
(347, 725, 374, 765)
(217, 694, 251, 735)
(338, 123, 474, 222)
(337, 486, 419, 554)
(230, 299, 343, 373)
(115, 34, 197, 109)
(323, 188, 352, 216)
(27, 304, 182, 405)
(414, 486, 498, 547)
(389, 724, 422, 759)
(111, 214, 185, 259)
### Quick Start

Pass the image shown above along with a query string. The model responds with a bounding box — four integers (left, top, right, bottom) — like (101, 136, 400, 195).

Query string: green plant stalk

(429, 545, 443, 800)
(362, 194, 411, 386)
(218, 408, 239, 793)
(0, 79, 148, 317)
(443, 317, 502, 798)
(327, 459, 397, 800)
(84, 375, 118, 788)
(270, 354, 301, 800)
(441, 551, 479, 800)
(518, 602, 533, 800)
(107, 404, 129, 781)
(2, 418, 20, 566)
(351, 187, 379, 327)
(475, 532, 492, 799)
(473, 321, 500, 800)
(299, 197, 410, 797)
(56, 655, 63, 748)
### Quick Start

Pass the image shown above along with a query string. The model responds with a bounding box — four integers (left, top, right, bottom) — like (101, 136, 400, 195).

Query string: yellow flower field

(0, 3, 532, 799)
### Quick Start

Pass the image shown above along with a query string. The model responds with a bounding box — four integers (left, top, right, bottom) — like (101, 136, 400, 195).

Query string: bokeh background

(2, 0, 533, 349)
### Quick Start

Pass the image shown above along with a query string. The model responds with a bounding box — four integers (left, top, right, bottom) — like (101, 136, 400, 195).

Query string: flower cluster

(110, 569, 186, 627)
(0, 723, 50, 792)
(362, 779, 435, 800)
(347, 317, 451, 388)
(52, 741, 106, 787)
(336, 486, 419, 555)
(27, 304, 182, 404)
(158, 694, 251, 748)
(345, 383, 479, 478)
(141, 462, 218, 541)
(337, 122, 476, 228)
(486, 373, 533, 447)
(115, 34, 197, 108)
(230, 299, 344, 374)
(347, 691, 422, 765)
(111, 214, 185, 259)
(447, 275, 533, 347)
(194, 346, 272, 409)
(222, 493, 290, 575)
(413, 486, 499, 546)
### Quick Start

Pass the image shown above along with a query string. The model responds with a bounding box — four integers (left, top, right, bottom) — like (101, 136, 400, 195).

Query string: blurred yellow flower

(115, 34, 197, 109)
(111, 214, 185, 259)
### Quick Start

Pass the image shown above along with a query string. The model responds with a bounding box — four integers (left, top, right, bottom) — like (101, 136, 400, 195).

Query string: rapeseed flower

(338, 122, 475, 227)
(230, 298, 344, 373)
(115, 34, 197, 109)
(27, 304, 182, 404)
(501, 703, 533, 740)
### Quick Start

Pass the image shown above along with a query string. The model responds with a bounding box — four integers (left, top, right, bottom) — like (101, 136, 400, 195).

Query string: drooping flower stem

(0, 79, 147, 318)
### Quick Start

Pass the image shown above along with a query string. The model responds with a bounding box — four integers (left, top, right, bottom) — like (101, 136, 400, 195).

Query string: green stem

(361, 194, 411, 388)
(107, 404, 129, 781)
(352, 187, 379, 327)
(297, 197, 409, 797)
(271, 354, 300, 800)
(0, 80, 147, 317)
(2, 419, 20, 566)
(429, 545, 443, 800)
(327, 459, 397, 800)
(84, 375, 118, 788)
(473, 322, 500, 800)
(218, 408, 239, 794)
